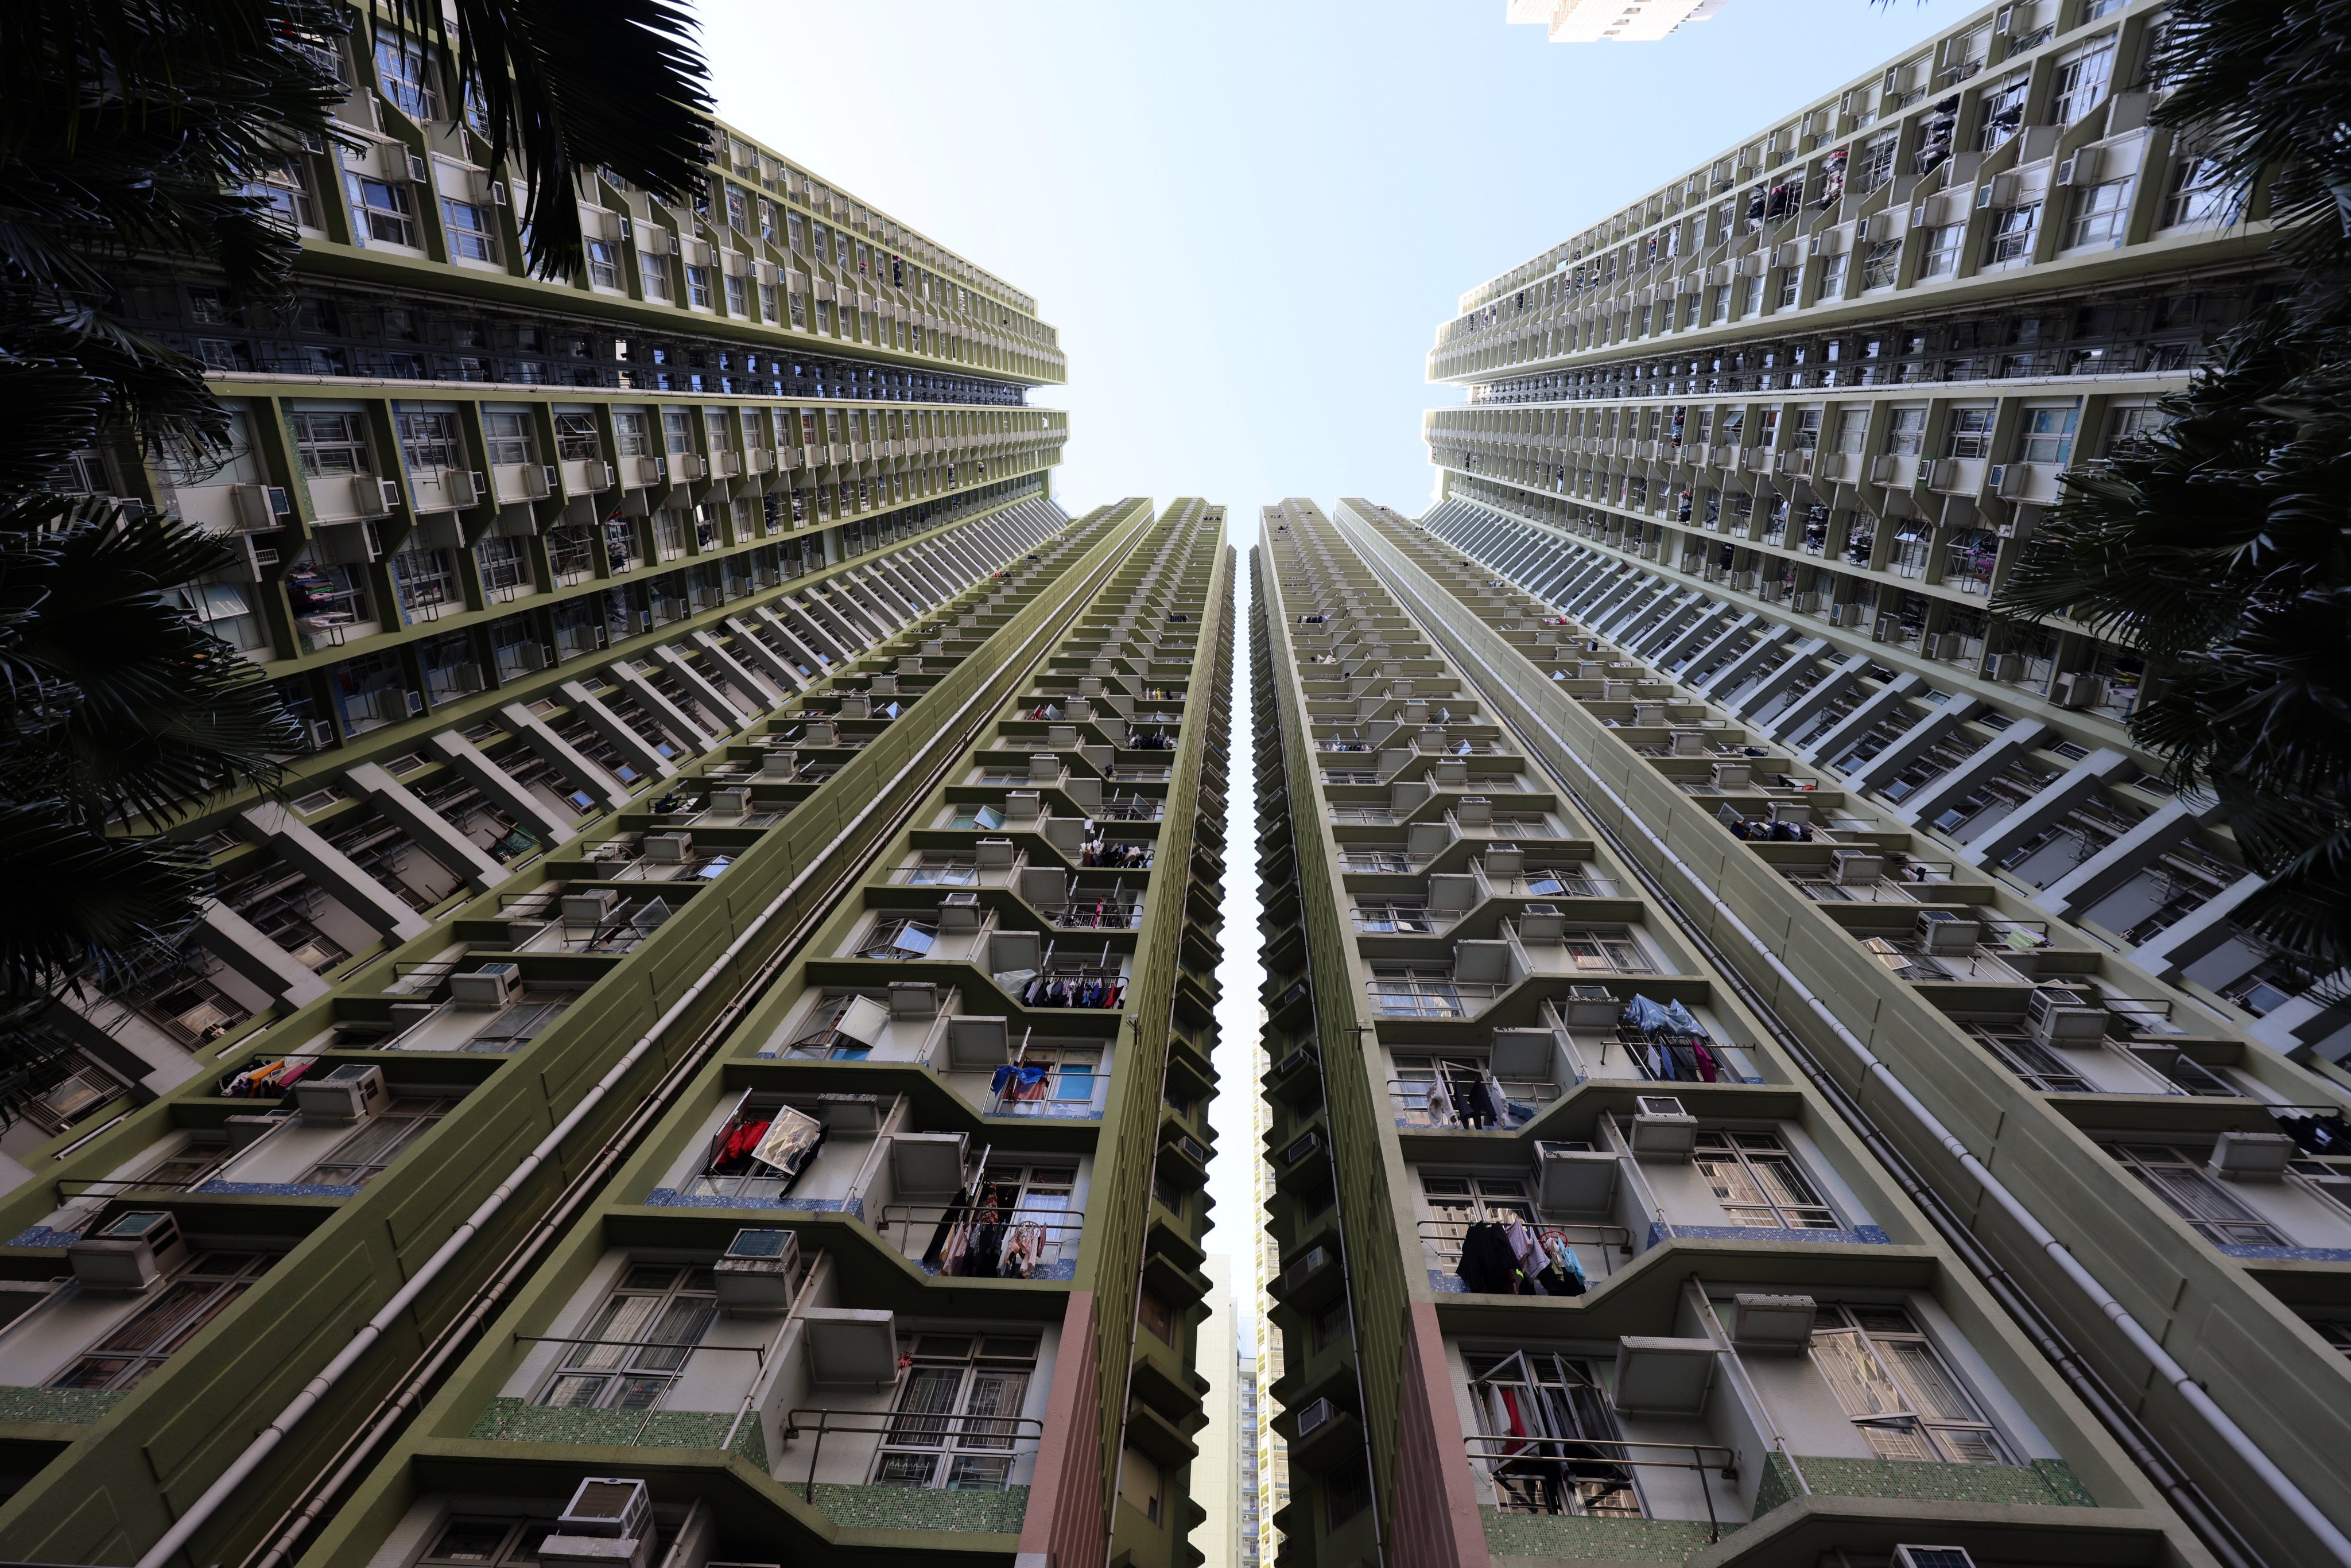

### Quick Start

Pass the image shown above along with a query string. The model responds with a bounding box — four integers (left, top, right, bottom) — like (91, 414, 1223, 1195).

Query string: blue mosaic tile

(468, 1396, 766, 1467)
(1430, 1270, 1465, 1293)
(6, 1226, 82, 1248)
(2221, 1243, 2351, 1262)
(1648, 1222, 1890, 1247)
(195, 1180, 362, 1198)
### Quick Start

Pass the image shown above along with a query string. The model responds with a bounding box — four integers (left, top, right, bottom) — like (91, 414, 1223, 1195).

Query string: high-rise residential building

(0, 491, 1234, 1568)
(13, 6, 1066, 1155)
(1196, 1256, 1242, 1567)
(1246, 1021, 1291, 1568)
(1504, 0, 1732, 44)
(1423, 0, 2327, 1050)
(1238, 1353, 1263, 1568)
(1248, 491, 2351, 1568)
(0, 11, 1243, 1568)
(1237, 7, 2351, 1568)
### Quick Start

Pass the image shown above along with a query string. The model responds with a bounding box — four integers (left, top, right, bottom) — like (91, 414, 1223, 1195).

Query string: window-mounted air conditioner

(2026, 984, 2106, 1045)
(711, 785, 751, 816)
(643, 832, 693, 863)
(449, 962, 520, 1007)
(1564, 984, 1620, 1029)
(1915, 910, 1981, 953)
(296, 1062, 390, 1124)
(2053, 671, 2106, 708)
(1892, 1548, 1976, 1568)
(1293, 1396, 1340, 1437)
(68, 1210, 188, 1293)
(713, 1227, 802, 1309)
(1712, 761, 1751, 790)
(1832, 849, 1885, 884)
(2208, 1129, 2295, 1182)
(544, 1478, 653, 1568)
(2056, 147, 2104, 188)
(1731, 1292, 1818, 1350)
(1630, 1095, 1700, 1159)
(563, 888, 620, 927)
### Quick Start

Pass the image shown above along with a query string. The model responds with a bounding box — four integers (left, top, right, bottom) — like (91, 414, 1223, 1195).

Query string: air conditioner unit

(1873, 614, 1901, 643)
(542, 463, 561, 495)
(2053, 671, 2106, 708)
(1534, 1139, 1617, 1212)
(405, 150, 430, 183)
(1891, 1548, 1976, 1568)
(1630, 1095, 1699, 1158)
(2208, 1129, 2296, 1182)
(713, 1227, 802, 1309)
(1731, 1292, 1818, 1350)
(643, 832, 693, 863)
(68, 1210, 188, 1292)
(489, 178, 509, 206)
(710, 786, 751, 816)
(544, 1478, 653, 1568)
(1915, 911, 1981, 953)
(290, 1064, 389, 1127)
(1832, 849, 1885, 883)
(2055, 147, 2103, 187)
(306, 719, 336, 751)
(1991, 653, 2027, 681)
(449, 962, 520, 1007)
(1976, 172, 2022, 208)
(564, 888, 620, 926)
(1711, 761, 1751, 790)
(938, 890, 982, 932)
(1293, 1396, 1340, 1437)
(2026, 984, 2107, 1045)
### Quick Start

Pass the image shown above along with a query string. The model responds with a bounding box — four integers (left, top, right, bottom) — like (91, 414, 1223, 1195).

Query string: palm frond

(390, 0, 713, 281)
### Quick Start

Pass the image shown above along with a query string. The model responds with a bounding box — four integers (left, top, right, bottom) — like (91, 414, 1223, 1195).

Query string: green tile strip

(1753, 1454, 2094, 1517)
(1477, 1507, 1723, 1561)
(801, 1481, 1030, 1535)
(466, 1396, 767, 1468)
(0, 1386, 127, 1426)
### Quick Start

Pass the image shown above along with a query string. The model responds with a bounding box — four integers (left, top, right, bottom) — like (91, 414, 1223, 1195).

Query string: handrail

(783, 1408, 1046, 1504)
(1461, 1433, 1736, 1542)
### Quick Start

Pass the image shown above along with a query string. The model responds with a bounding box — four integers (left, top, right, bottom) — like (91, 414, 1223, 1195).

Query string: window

(1138, 1291, 1174, 1342)
(373, 36, 438, 119)
(662, 408, 693, 455)
(50, 1251, 275, 1390)
(2066, 180, 2133, 249)
(1817, 251, 1848, 297)
(536, 1264, 715, 1409)
(398, 410, 460, 471)
(2112, 1143, 2290, 1245)
(2049, 39, 2116, 125)
(346, 175, 418, 247)
(476, 536, 529, 594)
(1693, 1130, 1839, 1228)
(1465, 1350, 1635, 1516)
(1852, 131, 1899, 195)
(1860, 238, 1902, 290)
(1559, 927, 1654, 973)
(292, 411, 370, 476)
(2163, 149, 2245, 229)
(554, 412, 601, 460)
(1886, 406, 1926, 455)
(1810, 1303, 2007, 1462)
(242, 158, 317, 231)
(875, 1333, 1039, 1490)
(612, 410, 650, 459)
(437, 198, 496, 262)
(1946, 406, 1996, 459)
(1324, 1456, 1374, 1528)
(1918, 224, 1964, 279)
(758, 282, 778, 323)
(417, 1517, 559, 1568)
(859, 917, 937, 960)
(686, 265, 713, 309)
(638, 250, 671, 300)
(587, 240, 621, 289)
(2016, 405, 2078, 464)
(1977, 72, 2028, 151)
(2104, 401, 2169, 454)
(483, 410, 534, 466)
(300, 1096, 454, 1186)
(1984, 203, 2040, 265)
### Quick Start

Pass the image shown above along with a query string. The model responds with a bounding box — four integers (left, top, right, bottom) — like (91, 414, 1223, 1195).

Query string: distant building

(1194, 1256, 1242, 1567)
(1505, 0, 1732, 44)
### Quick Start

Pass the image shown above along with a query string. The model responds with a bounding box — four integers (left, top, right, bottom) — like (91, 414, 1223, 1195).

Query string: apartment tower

(1244, 9, 2351, 1568)
(0, 8, 1239, 1568)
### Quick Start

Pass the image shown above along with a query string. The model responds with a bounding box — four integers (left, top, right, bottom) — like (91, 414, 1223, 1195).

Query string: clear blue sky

(699, 0, 1957, 1283)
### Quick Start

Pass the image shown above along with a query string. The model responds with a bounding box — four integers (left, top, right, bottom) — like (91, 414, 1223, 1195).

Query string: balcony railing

(783, 1408, 1045, 1503)
(1368, 977, 1503, 1018)
(1464, 1434, 1737, 1540)
(874, 1204, 1082, 1278)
